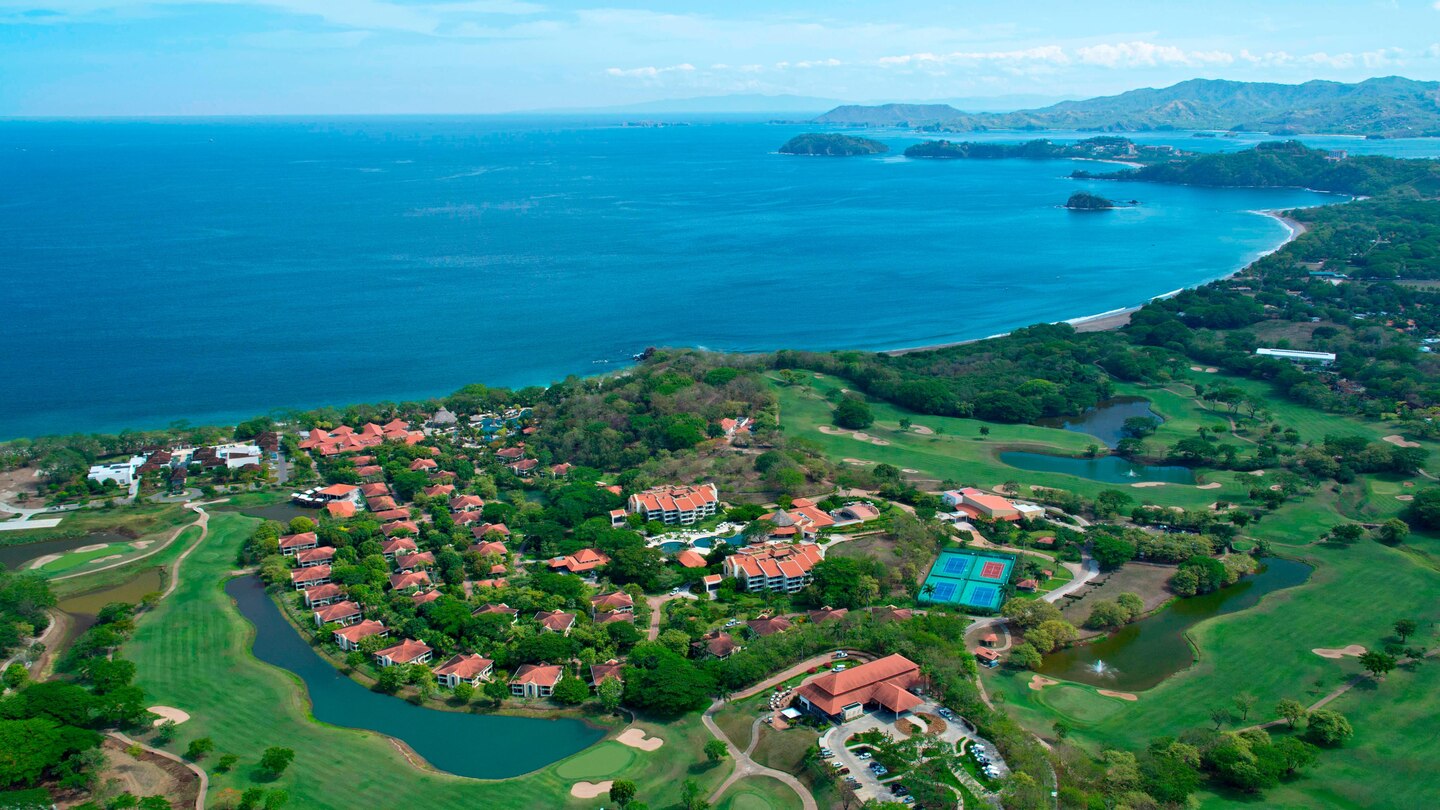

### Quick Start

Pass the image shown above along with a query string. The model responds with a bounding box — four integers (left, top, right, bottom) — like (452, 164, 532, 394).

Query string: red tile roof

(411, 590, 442, 606)
(290, 565, 331, 585)
(746, 616, 792, 637)
(314, 601, 361, 624)
(548, 548, 609, 573)
(334, 620, 386, 645)
(628, 484, 719, 515)
(535, 610, 576, 633)
(590, 591, 634, 612)
(296, 547, 336, 565)
(389, 571, 432, 591)
(278, 532, 318, 550)
(375, 638, 432, 664)
(449, 495, 485, 510)
(794, 653, 923, 716)
(423, 483, 455, 497)
(326, 501, 356, 518)
(675, 550, 708, 569)
(470, 523, 510, 539)
(359, 483, 390, 498)
(590, 659, 624, 684)
(435, 654, 493, 680)
(511, 663, 563, 687)
(382, 520, 420, 537)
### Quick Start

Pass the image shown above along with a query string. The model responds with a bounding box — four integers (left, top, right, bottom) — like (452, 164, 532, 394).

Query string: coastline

(884, 206, 1310, 357)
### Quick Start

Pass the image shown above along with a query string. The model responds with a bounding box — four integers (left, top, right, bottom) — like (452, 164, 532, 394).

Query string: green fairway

(553, 743, 635, 780)
(122, 510, 728, 809)
(772, 374, 1251, 511)
(35, 541, 135, 574)
(718, 777, 805, 810)
(1037, 684, 1128, 725)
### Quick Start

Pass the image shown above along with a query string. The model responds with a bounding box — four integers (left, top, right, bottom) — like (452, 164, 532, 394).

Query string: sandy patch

(1397, 495, 1414, 502)
(149, 706, 191, 726)
(1248, 470, 1266, 477)
(616, 727, 664, 751)
(1383, 434, 1421, 448)
(570, 781, 613, 799)
(871, 439, 891, 446)
(1098, 690, 1139, 701)
(1313, 645, 1366, 659)
(27, 554, 62, 570)
(1028, 675, 1058, 691)
(911, 425, 934, 435)
(902, 468, 920, 474)
(842, 458, 874, 466)
(1189, 366, 1218, 373)
(1268, 484, 1283, 492)
(813, 374, 825, 379)
(131, 540, 153, 549)
(1207, 502, 1234, 512)
(1195, 482, 1222, 490)
(89, 555, 123, 565)
(74, 543, 110, 553)
(817, 425, 849, 436)
(1403, 481, 1415, 488)
(1130, 482, 1167, 488)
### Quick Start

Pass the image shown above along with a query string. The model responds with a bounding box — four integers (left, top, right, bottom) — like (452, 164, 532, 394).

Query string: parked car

(857, 752, 872, 760)
(832, 664, 846, 672)
(833, 650, 848, 658)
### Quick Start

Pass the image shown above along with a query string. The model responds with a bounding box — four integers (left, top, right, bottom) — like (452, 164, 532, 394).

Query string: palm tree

(921, 583, 936, 600)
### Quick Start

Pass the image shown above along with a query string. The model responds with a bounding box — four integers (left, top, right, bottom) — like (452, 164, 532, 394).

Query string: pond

(1037, 396, 1161, 448)
(0, 532, 133, 572)
(213, 501, 316, 524)
(658, 541, 687, 554)
(1000, 452, 1197, 485)
(1037, 556, 1312, 691)
(56, 566, 167, 644)
(226, 576, 604, 778)
(693, 535, 737, 550)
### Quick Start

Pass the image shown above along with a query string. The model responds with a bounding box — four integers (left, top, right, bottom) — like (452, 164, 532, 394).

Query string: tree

(483, 678, 510, 706)
(681, 779, 708, 810)
(1406, 487, 1440, 530)
(1009, 642, 1043, 671)
(1090, 533, 1137, 571)
(609, 779, 637, 808)
(1209, 706, 1231, 730)
(264, 790, 289, 810)
(239, 787, 265, 810)
(1305, 709, 1354, 747)
(1359, 650, 1397, 680)
(1233, 692, 1258, 722)
(704, 739, 728, 763)
(597, 676, 624, 714)
(1276, 698, 1307, 728)
(140, 797, 172, 810)
(832, 398, 874, 430)
(622, 644, 715, 716)
(1376, 518, 1410, 545)
(1394, 618, 1418, 642)
(183, 737, 214, 761)
(258, 747, 294, 777)
(551, 675, 591, 705)
(452, 682, 474, 704)
(1, 663, 27, 691)
(214, 754, 239, 773)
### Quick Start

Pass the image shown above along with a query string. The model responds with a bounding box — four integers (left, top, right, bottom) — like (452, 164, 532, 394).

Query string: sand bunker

(1248, 470, 1266, 476)
(571, 781, 614, 799)
(149, 706, 190, 726)
(817, 426, 848, 435)
(27, 554, 62, 570)
(1028, 675, 1058, 691)
(1098, 690, 1139, 701)
(1397, 495, 1415, 502)
(1269, 484, 1283, 491)
(89, 555, 123, 565)
(1196, 482, 1222, 490)
(1383, 435, 1421, 448)
(1189, 366, 1218, 373)
(842, 458, 874, 466)
(1313, 645, 1366, 659)
(131, 540, 153, 549)
(74, 543, 110, 553)
(902, 468, 920, 474)
(911, 425, 934, 435)
(1130, 482, 1167, 488)
(616, 728, 664, 751)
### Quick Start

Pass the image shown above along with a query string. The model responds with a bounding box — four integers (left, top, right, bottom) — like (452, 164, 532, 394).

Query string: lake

(1038, 556, 1312, 691)
(55, 566, 168, 646)
(0, 532, 133, 572)
(0, 117, 1351, 439)
(225, 576, 603, 778)
(1037, 396, 1161, 448)
(1000, 451, 1197, 485)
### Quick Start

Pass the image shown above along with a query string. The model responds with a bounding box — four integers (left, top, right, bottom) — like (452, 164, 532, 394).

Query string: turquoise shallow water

(3, 116, 1427, 438)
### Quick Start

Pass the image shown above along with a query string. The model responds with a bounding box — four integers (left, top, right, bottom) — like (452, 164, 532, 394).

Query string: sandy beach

(884, 208, 1310, 356)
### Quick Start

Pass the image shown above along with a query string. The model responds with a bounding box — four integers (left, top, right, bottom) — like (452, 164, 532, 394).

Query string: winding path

(52, 502, 210, 583)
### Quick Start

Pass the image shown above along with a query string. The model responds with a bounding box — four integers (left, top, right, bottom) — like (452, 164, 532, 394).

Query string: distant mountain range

(814, 77, 1440, 137)
(529, 92, 1071, 116)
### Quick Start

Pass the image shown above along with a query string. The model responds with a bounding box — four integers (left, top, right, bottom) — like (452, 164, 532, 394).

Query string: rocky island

(778, 133, 889, 156)
(1065, 191, 1117, 210)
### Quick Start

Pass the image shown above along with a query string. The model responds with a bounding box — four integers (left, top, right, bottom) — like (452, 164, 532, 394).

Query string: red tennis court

(979, 561, 1007, 580)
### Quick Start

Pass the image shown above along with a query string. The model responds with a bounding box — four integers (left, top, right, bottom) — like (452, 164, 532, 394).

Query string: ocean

(2, 116, 1434, 439)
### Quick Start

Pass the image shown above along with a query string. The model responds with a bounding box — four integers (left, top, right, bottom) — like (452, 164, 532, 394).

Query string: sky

(2, 0, 1440, 115)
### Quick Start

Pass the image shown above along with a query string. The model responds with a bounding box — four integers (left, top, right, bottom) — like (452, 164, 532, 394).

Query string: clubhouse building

(793, 653, 925, 723)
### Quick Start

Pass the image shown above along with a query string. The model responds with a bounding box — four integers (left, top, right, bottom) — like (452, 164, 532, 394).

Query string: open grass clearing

(717, 776, 805, 810)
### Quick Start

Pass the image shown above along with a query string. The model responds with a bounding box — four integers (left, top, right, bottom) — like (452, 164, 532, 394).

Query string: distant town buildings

(1255, 348, 1337, 366)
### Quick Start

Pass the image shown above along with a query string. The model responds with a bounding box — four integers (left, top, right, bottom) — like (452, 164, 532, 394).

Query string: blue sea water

(2, 116, 1435, 439)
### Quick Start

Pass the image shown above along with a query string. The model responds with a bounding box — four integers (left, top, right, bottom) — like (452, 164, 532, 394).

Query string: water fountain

(1124, 468, 1138, 478)
(1090, 660, 1110, 676)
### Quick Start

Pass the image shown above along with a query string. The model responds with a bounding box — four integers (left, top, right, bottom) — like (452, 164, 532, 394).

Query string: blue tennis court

(920, 550, 1016, 612)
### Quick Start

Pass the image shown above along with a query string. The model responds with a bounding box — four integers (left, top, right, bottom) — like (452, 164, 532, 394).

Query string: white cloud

(605, 63, 695, 79)
(1076, 41, 1233, 68)
(877, 46, 1067, 68)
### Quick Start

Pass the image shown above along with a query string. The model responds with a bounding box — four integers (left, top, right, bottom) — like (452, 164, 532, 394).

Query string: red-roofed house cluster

(627, 483, 720, 526)
(722, 543, 823, 593)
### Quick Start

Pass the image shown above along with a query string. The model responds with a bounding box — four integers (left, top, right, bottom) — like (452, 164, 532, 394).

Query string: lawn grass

(123, 510, 728, 809)
(35, 542, 136, 574)
(0, 502, 190, 545)
(773, 375, 1249, 511)
(717, 776, 805, 810)
(751, 725, 819, 774)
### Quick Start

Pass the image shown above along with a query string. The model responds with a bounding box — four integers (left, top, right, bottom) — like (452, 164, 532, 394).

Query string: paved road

(703, 701, 818, 810)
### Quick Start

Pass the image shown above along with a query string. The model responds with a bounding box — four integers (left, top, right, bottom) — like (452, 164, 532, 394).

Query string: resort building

(473, 603, 519, 622)
(333, 620, 387, 651)
(698, 632, 740, 659)
(374, 638, 433, 668)
(609, 509, 629, 528)
(86, 456, 148, 487)
(435, 654, 494, 687)
(590, 591, 634, 617)
(312, 601, 362, 627)
(833, 502, 882, 524)
(746, 615, 793, 637)
(535, 610, 577, 635)
(701, 574, 723, 600)
(627, 484, 720, 526)
(295, 547, 336, 568)
(590, 659, 625, 686)
(547, 548, 610, 576)
(761, 498, 835, 539)
(941, 488, 1021, 521)
(380, 537, 418, 560)
(793, 653, 924, 723)
(303, 583, 344, 608)
(511, 664, 564, 698)
(290, 566, 332, 590)
(723, 544, 823, 593)
(808, 606, 849, 624)
(1255, 347, 1337, 366)
(388, 571, 432, 592)
(278, 532, 319, 555)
